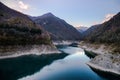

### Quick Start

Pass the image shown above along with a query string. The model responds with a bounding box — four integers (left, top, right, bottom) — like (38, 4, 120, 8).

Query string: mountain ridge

(30, 13, 82, 41)
(83, 12, 120, 53)
(76, 26, 88, 33)
(83, 12, 120, 43)
(0, 2, 51, 45)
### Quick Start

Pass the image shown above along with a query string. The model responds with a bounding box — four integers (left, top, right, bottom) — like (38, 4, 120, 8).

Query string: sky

(1, 0, 120, 27)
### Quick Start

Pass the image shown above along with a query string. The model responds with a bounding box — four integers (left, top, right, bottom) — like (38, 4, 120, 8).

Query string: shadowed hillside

(83, 12, 120, 53)
(0, 2, 51, 45)
(30, 13, 82, 41)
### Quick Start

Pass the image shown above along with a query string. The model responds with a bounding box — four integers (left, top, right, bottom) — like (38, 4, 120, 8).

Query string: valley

(0, 1, 120, 80)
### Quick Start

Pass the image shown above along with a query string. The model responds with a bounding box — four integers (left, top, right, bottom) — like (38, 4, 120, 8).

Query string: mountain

(0, 2, 51, 45)
(31, 13, 82, 41)
(76, 26, 88, 33)
(83, 12, 120, 44)
(82, 24, 100, 38)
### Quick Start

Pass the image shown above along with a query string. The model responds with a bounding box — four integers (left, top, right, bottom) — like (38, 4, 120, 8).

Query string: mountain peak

(46, 12, 54, 16)
(33, 13, 82, 41)
(76, 26, 88, 33)
(42, 12, 55, 18)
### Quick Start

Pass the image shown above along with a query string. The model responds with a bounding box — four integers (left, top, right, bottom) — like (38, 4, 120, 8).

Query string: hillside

(31, 13, 82, 41)
(0, 2, 51, 45)
(83, 12, 120, 53)
(81, 12, 120, 76)
(83, 24, 100, 39)
(83, 12, 120, 44)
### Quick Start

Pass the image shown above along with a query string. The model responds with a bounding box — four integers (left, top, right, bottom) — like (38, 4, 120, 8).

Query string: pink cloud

(92, 13, 115, 25)
(18, 1, 29, 10)
(102, 14, 115, 23)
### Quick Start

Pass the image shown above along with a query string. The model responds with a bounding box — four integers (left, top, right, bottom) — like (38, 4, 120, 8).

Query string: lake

(0, 45, 112, 80)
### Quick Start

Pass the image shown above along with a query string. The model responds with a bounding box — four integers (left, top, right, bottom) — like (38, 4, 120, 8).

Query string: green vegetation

(0, 23, 51, 45)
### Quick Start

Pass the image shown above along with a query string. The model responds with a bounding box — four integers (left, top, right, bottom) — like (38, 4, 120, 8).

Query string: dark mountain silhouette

(0, 2, 51, 45)
(30, 13, 82, 41)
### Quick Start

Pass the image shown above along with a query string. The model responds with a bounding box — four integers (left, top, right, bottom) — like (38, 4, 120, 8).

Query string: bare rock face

(79, 41, 120, 75)
(87, 53, 120, 75)
(0, 44, 60, 59)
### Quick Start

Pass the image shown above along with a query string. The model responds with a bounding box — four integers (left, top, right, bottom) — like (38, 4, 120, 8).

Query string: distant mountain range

(76, 26, 88, 33)
(83, 12, 120, 45)
(0, 2, 51, 45)
(30, 13, 82, 41)
(82, 24, 100, 38)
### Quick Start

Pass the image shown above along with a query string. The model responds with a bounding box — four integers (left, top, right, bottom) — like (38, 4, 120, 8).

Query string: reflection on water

(19, 46, 107, 80)
(0, 53, 67, 80)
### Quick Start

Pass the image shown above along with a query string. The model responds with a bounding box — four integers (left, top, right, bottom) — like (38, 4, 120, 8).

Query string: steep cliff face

(31, 13, 82, 41)
(0, 2, 51, 45)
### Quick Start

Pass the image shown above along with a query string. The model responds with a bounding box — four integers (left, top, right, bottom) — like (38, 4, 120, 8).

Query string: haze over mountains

(76, 26, 88, 33)
(30, 13, 82, 41)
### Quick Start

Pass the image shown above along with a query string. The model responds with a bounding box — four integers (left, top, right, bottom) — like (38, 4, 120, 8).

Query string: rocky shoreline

(79, 41, 120, 76)
(0, 44, 60, 59)
(53, 41, 80, 45)
(87, 62, 120, 76)
(87, 54, 120, 75)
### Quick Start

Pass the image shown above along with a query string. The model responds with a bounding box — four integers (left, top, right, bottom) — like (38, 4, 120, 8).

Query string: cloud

(92, 13, 115, 26)
(18, 1, 29, 10)
(102, 14, 115, 23)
